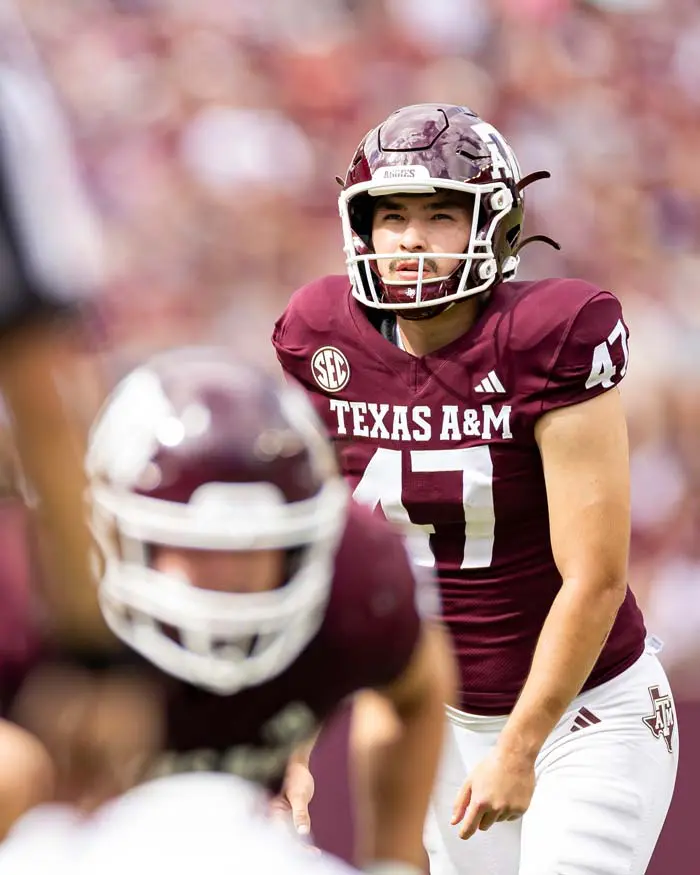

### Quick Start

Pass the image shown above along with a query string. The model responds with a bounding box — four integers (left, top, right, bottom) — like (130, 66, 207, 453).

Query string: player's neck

(396, 297, 481, 357)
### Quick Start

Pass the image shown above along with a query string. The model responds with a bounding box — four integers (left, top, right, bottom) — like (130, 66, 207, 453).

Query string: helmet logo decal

(472, 121, 521, 182)
(311, 346, 350, 393)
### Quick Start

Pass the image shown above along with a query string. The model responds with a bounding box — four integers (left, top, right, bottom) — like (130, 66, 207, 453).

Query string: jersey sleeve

(361, 559, 424, 691)
(272, 300, 313, 388)
(537, 291, 630, 414)
(334, 510, 425, 692)
(272, 276, 350, 391)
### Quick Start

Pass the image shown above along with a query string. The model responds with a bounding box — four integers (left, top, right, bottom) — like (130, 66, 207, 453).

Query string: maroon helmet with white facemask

(338, 103, 557, 316)
(86, 349, 348, 695)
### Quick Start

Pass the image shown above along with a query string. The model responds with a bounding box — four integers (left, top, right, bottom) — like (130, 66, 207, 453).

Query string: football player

(272, 103, 678, 875)
(17, 348, 453, 875)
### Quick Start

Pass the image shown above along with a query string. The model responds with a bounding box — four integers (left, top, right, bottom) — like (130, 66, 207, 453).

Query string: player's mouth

(393, 259, 436, 280)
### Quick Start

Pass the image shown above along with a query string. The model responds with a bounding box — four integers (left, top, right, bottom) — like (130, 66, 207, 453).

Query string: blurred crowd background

(2, 0, 700, 712)
(23, 0, 699, 691)
(3, 0, 699, 721)
(0, 0, 695, 868)
(5, 0, 698, 692)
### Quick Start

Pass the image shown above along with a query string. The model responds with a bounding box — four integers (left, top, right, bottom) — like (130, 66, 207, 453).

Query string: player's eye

(431, 212, 456, 221)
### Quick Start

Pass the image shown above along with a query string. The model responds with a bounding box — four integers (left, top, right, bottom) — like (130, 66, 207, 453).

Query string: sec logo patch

(311, 346, 350, 393)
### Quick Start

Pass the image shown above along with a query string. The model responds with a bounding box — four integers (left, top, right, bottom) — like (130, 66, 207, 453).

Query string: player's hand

(450, 745, 535, 840)
(11, 664, 164, 812)
(270, 759, 315, 838)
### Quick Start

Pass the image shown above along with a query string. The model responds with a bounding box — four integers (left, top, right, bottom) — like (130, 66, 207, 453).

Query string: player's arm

(0, 321, 111, 648)
(496, 388, 629, 758)
(354, 620, 456, 875)
(452, 291, 634, 839)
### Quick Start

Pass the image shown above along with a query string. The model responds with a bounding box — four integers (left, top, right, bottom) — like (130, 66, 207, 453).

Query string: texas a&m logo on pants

(642, 686, 676, 753)
(311, 346, 350, 393)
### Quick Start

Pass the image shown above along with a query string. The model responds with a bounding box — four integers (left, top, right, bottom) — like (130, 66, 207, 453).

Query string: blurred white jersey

(0, 774, 360, 875)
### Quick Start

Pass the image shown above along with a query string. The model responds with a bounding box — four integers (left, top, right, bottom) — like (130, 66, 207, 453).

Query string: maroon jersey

(136, 500, 421, 792)
(273, 275, 646, 715)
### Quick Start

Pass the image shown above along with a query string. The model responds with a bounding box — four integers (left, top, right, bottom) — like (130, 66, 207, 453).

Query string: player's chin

(383, 286, 449, 320)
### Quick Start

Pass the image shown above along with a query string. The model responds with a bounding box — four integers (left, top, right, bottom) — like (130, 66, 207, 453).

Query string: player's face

(150, 545, 285, 594)
(371, 192, 474, 283)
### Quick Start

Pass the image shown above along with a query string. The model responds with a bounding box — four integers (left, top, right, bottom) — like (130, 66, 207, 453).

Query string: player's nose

(399, 222, 428, 251)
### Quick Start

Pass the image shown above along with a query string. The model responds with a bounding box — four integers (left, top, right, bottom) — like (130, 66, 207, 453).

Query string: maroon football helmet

(339, 103, 556, 316)
(86, 348, 348, 694)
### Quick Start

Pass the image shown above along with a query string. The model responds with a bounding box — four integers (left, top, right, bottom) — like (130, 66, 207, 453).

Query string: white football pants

(424, 645, 678, 875)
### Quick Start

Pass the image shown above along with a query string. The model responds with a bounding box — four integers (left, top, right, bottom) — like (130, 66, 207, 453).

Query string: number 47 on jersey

(352, 318, 629, 571)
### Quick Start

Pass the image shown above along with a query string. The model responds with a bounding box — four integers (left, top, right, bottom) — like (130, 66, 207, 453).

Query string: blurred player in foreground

(12, 348, 455, 875)
(273, 103, 678, 875)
